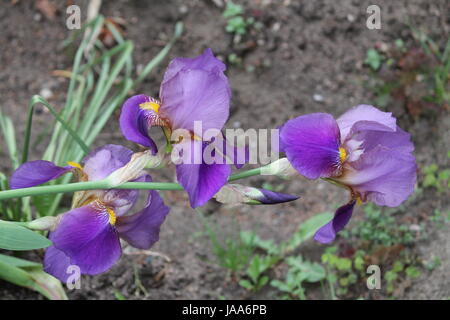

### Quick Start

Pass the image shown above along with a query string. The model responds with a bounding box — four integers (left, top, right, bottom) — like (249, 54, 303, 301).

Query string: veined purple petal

(348, 125, 414, 155)
(116, 188, 170, 249)
(176, 140, 231, 208)
(119, 94, 158, 153)
(82, 144, 133, 182)
(47, 204, 121, 276)
(314, 201, 356, 244)
(220, 132, 249, 169)
(43, 246, 73, 283)
(10, 160, 72, 189)
(280, 113, 341, 179)
(338, 145, 417, 207)
(337, 104, 397, 140)
(162, 48, 227, 86)
(160, 68, 230, 136)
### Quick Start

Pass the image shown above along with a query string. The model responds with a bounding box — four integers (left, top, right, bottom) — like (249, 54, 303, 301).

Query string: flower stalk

(0, 166, 268, 201)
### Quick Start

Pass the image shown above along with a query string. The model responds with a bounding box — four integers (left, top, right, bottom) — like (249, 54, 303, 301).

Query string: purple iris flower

(279, 105, 417, 244)
(120, 48, 241, 208)
(10, 144, 169, 282)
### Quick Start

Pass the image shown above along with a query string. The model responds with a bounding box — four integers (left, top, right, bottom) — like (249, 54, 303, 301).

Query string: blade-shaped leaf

(0, 109, 19, 169)
(0, 253, 41, 268)
(27, 269, 68, 300)
(0, 257, 67, 300)
(0, 221, 52, 250)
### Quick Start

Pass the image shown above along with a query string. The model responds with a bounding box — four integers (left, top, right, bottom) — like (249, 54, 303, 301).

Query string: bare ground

(0, 0, 449, 299)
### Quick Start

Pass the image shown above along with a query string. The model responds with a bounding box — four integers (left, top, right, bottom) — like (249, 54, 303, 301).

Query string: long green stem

(0, 166, 265, 201)
(228, 167, 261, 181)
(0, 180, 110, 200)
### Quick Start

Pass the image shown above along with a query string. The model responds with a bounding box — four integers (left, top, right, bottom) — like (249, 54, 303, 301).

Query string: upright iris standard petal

(314, 201, 356, 244)
(337, 146, 416, 207)
(45, 204, 121, 277)
(176, 140, 231, 208)
(102, 174, 148, 217)
(116, 189, 170, 249)
(160, 68, 230, 136)
(82, 144, 134, 181)
(337, 104, 397, 140)
(280, 113, 341, 179)
(119, 94, 159, 153)
(350, 125, 414, 155)
(10, 160, 72, 189)
(162, 48, 227, 85)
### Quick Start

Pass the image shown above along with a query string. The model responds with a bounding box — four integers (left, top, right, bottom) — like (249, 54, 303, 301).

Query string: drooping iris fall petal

(10, 160, 72, 189)
(314, 201, 356, 244)
(43, 246, 73, 283)
(44, 204, 122, 278)
(279, 113, 342, 179)
(175, 140, 231, 208)
(119, 94, 159, 154)
(116, 189, 170, 249)
(220, 132, 250, 169)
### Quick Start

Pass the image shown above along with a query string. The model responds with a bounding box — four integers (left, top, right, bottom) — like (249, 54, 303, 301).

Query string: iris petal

(119, 94, 159, 154)
(116, 177, 170, 249)
(350, 125, 414, 155)
(160, 69, 230, 137)
(82, 144, 134, 181)
(175, 140, 231, 208)
(43, 246, 73, 283)
(10, 160, 72, 189)
(337, 104, 397, 140)
(161, 48, 227, 87)
(337, 145, 416, 207)
(46, 204, 121, 277)
(280, 113, 341, 179)
(220, 132, 249, 169)
(314, 201, 356, 244)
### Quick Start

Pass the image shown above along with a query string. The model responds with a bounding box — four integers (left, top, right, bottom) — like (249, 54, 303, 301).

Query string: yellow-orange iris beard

(106, 207, 117, 225)
(356, 196, 363, 206)
(67, 161, 89, 182)
(67, 161, 83, 169)
(339, 147, 347, 163)
(139, 101, 160, 113)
